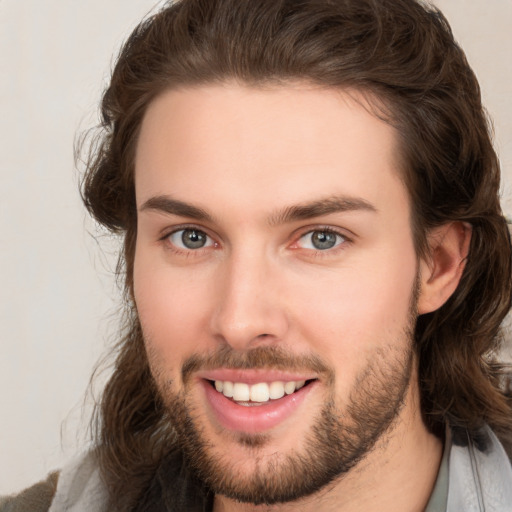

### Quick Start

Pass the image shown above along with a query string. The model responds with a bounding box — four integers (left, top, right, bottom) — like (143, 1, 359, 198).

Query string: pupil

(312, 231, 337, 250)
(182, 229, 206, 249)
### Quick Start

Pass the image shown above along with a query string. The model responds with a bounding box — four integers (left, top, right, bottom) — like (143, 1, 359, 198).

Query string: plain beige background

(1, 0, 511, 494)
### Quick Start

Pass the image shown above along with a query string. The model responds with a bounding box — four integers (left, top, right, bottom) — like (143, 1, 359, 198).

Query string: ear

(417, 222, 472, 315)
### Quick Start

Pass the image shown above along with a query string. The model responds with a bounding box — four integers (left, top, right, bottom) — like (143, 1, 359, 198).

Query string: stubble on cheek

(137, 274, 420, 506)
(141, 328, 416, 506)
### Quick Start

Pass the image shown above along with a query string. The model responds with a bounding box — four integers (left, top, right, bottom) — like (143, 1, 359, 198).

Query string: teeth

(269, 381, 285, 400)
(213, 379, 308, 403)
(223, 381, 234, 398)
(233, 383, 250, 401)
(250, 382, 270, 402)
(284, 381, 296, 395)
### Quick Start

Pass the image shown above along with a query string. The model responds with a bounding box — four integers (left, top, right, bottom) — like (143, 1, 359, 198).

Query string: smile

(199, 372, 318, 433)
(213, 379, 307, 404)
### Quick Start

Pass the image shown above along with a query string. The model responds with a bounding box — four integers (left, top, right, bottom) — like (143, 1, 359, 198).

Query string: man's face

(133, 84, 420, 504)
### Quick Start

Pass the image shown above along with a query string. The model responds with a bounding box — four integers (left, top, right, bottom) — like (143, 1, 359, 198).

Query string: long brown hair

(80, 0, 512, 508)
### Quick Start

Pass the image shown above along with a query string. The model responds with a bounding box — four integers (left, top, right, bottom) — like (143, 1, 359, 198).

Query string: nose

(209, 249, 289, 350)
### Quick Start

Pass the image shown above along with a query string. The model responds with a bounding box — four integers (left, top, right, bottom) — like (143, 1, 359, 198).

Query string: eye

(167, 228, 214, 250)
(297, 229, 346, 250)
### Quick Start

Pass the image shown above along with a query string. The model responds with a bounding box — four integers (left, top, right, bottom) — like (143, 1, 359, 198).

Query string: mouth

(199, 372, 319, 433)
(209, 378, 314, 406)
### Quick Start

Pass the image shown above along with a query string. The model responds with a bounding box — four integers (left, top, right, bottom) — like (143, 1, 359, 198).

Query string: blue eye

(298, 230, 345, 250)
(168, 229, 213, 250)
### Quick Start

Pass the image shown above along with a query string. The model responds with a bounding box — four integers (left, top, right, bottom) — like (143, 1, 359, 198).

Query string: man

(2, 0, 512, 510)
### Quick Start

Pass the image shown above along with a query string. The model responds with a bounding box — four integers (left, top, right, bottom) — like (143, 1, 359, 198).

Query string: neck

(213, 379, 443, 512)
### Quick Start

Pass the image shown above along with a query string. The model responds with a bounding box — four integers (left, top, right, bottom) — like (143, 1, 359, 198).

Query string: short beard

(153, 331, 415, 506)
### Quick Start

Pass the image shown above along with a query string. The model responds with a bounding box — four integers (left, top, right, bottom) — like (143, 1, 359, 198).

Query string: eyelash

(294, 227, 348, 252)
(160, 225, 351, 256)
(160, 225, 218, 256)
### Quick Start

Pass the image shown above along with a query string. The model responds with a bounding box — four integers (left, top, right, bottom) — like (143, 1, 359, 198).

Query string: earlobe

(417, 222, 472, 315)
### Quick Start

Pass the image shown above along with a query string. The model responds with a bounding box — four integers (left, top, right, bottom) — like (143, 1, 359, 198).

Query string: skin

(133, 83, 470, 511)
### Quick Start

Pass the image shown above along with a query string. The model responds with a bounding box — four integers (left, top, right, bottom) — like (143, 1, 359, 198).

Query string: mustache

(181, 345, 334, 385)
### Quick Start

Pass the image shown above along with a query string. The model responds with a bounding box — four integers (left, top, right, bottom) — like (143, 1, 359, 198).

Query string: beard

(149, 324, 416, 506)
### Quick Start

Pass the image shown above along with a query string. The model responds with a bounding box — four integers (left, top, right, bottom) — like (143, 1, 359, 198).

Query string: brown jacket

(0, 472, 59, 512)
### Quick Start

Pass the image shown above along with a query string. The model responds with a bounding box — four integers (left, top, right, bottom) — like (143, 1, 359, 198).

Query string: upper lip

(196, 368, 317, 385)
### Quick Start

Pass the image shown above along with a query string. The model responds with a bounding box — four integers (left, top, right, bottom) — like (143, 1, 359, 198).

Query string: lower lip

(201, 379, 315, 433)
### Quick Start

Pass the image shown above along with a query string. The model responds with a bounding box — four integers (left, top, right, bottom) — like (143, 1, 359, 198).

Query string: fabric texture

(0, 472, 59, 512)
(446, 426, 512, 512)
(48, 452, 107, 512)
(424, 429, 450, 512)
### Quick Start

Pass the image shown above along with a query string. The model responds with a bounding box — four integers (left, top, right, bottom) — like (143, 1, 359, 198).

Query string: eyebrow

(139, 194, 377, 225)
(140, 196, 214, 222)
(268, 195, 377, 226)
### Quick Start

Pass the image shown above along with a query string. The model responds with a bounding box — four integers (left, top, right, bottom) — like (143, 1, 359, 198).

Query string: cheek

(133, 251, 213, 371)
(289, 248, 417, 379)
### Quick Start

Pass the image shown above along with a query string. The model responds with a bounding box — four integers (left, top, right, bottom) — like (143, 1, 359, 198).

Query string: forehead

(134, 83, 408, 220)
